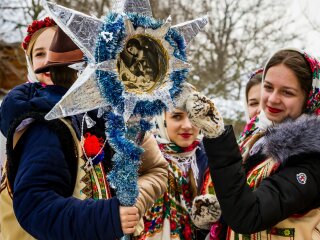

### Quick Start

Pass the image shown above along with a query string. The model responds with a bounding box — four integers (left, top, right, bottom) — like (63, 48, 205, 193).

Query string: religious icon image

(118, 35, 168, 93)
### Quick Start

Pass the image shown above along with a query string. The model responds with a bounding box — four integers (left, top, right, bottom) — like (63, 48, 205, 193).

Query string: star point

(42, 0, 207, 121)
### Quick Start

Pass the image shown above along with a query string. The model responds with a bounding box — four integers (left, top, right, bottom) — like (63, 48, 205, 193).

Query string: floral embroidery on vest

(79, 133, 112, 200)
(140, 160, 196, 240)
(267, 228, 295, 237)
(226, 131, 295, 240)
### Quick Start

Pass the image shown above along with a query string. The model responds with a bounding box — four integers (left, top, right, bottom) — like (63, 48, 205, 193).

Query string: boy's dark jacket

(0, 83, 123, 239)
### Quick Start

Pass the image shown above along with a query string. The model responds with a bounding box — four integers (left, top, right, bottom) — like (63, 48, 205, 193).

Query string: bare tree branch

(0, 0, 300, 102)
(184, 0, 299, 99)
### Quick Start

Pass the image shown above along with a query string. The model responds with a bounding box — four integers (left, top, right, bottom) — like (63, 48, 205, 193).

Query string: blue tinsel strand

(140, 119, 153, 132)
(169, 69, 189, 98)
(95, 12, 190, 206)
(95, 12, 126, 62)
(128, 13, 163, 30)
(133, 100, 167, 118)
(97, 71, 125, 113)
(165, 28, 187, 61)
(105, 109, 125, 130)
(107, 153, 140, 206)
(105, 111, 143, 159)
(104, 116, 142, 205)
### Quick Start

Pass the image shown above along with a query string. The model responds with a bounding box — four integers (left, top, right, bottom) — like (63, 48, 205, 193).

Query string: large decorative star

(42, 0, 208, 121)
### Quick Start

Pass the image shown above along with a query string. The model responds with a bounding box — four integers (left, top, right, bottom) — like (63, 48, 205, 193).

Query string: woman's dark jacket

(203, 117, 320, 234)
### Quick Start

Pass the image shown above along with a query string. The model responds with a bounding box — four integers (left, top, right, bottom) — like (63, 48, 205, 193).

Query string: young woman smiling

(194, 49, 320, 239)
(138, 101, 210, 239)
(22, 17, 57, 85)
(245, 69, 263, 120)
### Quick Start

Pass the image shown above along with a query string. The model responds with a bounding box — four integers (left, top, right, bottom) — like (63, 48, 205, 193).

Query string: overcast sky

(2, 0, 320, 57)
(290, 0, 320, 56)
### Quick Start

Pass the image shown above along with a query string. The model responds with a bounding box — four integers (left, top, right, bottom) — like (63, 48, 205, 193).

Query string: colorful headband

(248, 68, 263, 81)
(303, 51, 320, 114)
(22, 17, 56, 50)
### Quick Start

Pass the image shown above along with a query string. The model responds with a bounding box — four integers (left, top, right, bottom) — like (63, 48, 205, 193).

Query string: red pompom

(83, 133, 104, 157)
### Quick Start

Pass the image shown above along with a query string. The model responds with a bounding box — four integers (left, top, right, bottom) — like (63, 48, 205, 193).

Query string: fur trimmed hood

(262, 115, 320, 164)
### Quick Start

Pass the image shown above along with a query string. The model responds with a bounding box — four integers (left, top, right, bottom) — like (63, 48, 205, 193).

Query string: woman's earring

(164, 120, 167, 128)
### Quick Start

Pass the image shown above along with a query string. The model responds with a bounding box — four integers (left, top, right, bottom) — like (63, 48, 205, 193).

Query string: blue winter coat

(0, 83, 123, 240)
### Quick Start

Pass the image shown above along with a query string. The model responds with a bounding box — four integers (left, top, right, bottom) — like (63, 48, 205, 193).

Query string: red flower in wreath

(22, 17, 56, 50)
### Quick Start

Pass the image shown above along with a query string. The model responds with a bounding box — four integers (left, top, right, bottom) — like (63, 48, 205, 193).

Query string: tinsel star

(40, 1, 208, 227)
(42, 0, 208, 121)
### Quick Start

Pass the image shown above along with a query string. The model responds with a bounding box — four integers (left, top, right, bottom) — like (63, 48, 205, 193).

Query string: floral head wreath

(22, 17, 56, 50)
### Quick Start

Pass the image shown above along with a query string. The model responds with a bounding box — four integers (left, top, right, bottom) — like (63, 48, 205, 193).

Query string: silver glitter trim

(43, 0, 103, 62)
(171, 16, 208, 46)
(112, 0, 153, 17)
(45, 65, 109, 120)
